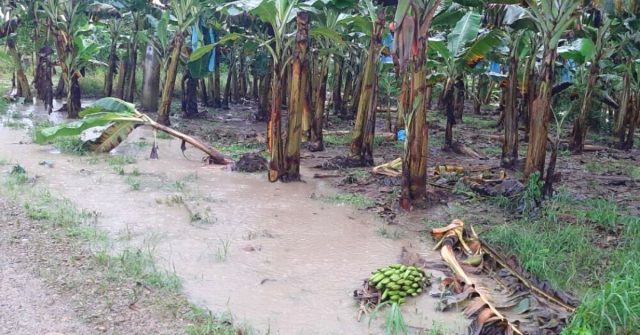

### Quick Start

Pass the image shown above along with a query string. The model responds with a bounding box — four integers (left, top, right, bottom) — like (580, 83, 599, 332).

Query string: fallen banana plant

(429, 219, 576, 335)
(372, 158, 402, 177)
(35, 98, 232, 164)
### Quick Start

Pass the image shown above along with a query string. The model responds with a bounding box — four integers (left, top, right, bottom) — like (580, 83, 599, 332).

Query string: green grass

(97, 248, 182, 290)
(79, 70, 105, 97)
(482, 191, 640, 333)
(376, 226, 403, 240)
(463, 114, 496, 129)
(157, 131, 173, 140)
(324, 134, 351, 146)
(52, 137, 89, 155)
(323, 193, 375, 209)
(106, 154, 137, 167)
(185, 307, 249, 335)
(585, 160, 639, 180)
(219, 142, 264, 159)
(125, 175, 141, 191)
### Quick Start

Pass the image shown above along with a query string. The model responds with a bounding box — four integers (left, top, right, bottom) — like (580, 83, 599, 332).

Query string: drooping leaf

(463, 29, 505, 66)
(80, 97, 137, 117)
(448, 12, 482, 57)
(558, 38, 596, 63)
(35, 116, 116, 143)
(88, 121, 136, 153)
(432, 7, 465, 28)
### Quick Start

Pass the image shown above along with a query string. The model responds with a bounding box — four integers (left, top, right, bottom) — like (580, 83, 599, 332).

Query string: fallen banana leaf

(435, 164, 465, 175)
(36, 98, 232, 165)
(428, 220, 576, 335)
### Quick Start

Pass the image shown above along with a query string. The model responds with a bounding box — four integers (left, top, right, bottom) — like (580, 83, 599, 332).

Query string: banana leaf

(89, 121, 137, 153)
(448, 12, 482, 57)
(35, 113, 140, 143)
(80, 97, 138, 117)
(462, 29, 505, 66)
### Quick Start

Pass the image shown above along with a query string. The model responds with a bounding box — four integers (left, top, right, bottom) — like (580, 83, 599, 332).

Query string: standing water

(0, 102, 468, 334)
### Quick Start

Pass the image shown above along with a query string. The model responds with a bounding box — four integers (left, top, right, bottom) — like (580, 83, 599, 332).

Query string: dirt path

(0, 102, 467, 334)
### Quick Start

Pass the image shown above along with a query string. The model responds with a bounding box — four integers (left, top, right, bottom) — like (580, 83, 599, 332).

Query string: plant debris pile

(233, 153, 267, 172)
(429, 219, 577, 335)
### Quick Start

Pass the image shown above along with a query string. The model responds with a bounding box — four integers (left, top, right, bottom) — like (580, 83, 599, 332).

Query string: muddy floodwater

(0, 101, 467, 334)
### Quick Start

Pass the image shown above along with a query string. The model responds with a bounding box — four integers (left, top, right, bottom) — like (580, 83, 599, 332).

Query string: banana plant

(156, 0, 202, 126)
(393, 0, 443, 210)
(36, 97, 230, 164)
(429, 11, 505, 149)
(523, 0, 580, 182)
(0, 5, 32, 101)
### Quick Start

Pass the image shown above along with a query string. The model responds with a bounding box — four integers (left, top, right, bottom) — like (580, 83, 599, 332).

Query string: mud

(0, 102, 467, 334)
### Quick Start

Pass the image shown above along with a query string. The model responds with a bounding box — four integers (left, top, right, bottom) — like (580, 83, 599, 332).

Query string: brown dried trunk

(332, 57, 343, 116)
(524, 46, 557, 179)
(157, 33, 184, 126)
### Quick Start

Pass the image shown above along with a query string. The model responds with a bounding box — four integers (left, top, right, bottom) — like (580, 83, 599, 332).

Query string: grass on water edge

(1, 162, 248, 334)
(481, 179, 640, 334)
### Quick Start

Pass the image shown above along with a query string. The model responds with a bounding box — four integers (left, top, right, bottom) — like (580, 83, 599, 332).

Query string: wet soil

(0, 101, 467, 334)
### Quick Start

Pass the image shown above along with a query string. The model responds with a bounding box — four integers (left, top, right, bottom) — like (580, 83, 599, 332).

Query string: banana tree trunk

(182, 71, 198, 118)
(142, 43, 160, 113)
(349, 10, 384, 166)
(55, 75, 66, 99)
(283, 12, 310, 182)
(570, 59, 599, 153)
(453, 77, 464, 122)
(622, 94, 639, 149)
(309, 57, 328, 152)
(332, 57, 343, 116)
(524, 46, 557, 179)
(257, 67, 272, 122)
(104, 37, 118, 97)
(67, 72, 82, 119)
(200, 79, 208, 105)
(114, 59, 127, 99)
(124, 17, 140, 102)
(223, 56, 233, 108)
(400, 1, 440, 210)
(268, 66, 284, 181)
(501, 53, 519, 167)
(7, 38, 32, 102)
(396, 72, 410, 131)
(213, 47, 221, 107)
(614, 61, 632, 139)
(157, 33, 184, 126)
(443, 78, 455, 150)
(35, 46, 53, 113)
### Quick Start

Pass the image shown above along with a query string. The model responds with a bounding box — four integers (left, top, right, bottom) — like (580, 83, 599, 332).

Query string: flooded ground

(0, 101, 468, 334)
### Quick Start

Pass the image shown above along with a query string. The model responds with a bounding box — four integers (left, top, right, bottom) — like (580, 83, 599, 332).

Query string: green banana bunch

(368, 264, 429, 305)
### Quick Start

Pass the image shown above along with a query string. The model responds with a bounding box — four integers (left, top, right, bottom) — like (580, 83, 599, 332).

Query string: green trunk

(349, 10, 385, 166)
(157, 34, 184, 126)
(283, 12, 310, 182)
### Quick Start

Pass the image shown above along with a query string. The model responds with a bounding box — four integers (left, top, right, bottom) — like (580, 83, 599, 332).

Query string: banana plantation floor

(1, 99, 639, 334)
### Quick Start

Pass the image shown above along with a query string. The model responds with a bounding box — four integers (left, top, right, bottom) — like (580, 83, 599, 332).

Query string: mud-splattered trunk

(142, 43, 160, 113)
(524, 46, 557, 179)
(67, 72, 82, 119)
(309, 58, 328, 152)
(620, 92, 638, 150)
(7, 38, 32, 102)
(542, 141, 558, 197)
(35, 47, 53, 113)
(182, 71, 199, 118)
(332, 57, 343, 116)
(282, 12, 310, 182)
(104, 37, 118, 97)
(501, 54, 519, 168)
(157, 33, 184, 126)
(349, 10, 384, 166)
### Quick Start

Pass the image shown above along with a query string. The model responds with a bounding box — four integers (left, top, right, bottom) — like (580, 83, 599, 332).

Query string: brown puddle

(0, 103, 468, 334)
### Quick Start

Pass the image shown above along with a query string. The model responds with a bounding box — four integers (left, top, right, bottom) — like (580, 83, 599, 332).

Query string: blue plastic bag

(397, 129, 406, 141)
